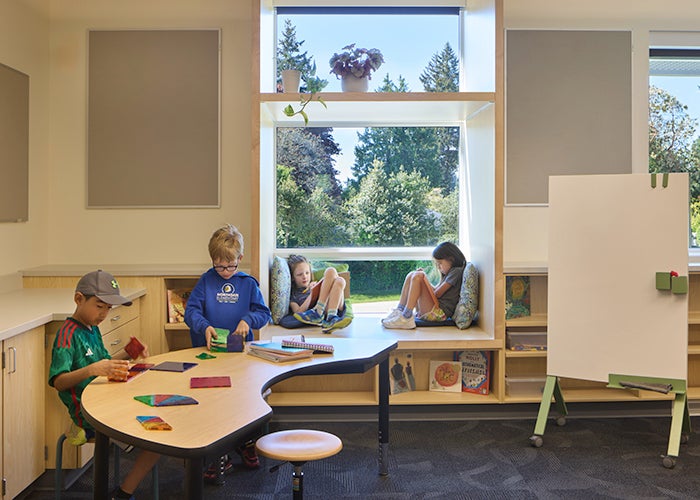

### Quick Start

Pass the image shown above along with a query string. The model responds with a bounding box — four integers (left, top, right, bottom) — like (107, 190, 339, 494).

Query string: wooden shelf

(164, 323, 189, 331)
(506, 314, 547, 328)
(389, 390, 499, 405)
(261, 92, 495, 126)
(505, 350, 547, 358)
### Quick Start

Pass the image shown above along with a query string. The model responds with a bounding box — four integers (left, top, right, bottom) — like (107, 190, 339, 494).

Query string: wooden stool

(255, 429, 342, 499)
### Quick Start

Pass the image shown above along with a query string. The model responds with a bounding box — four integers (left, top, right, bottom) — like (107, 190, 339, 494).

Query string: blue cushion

(269, 256, 291, 324)
(453, 262, 478, 329)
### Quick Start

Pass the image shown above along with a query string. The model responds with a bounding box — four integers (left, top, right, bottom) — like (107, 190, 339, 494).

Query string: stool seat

(256, 429, 342, 462)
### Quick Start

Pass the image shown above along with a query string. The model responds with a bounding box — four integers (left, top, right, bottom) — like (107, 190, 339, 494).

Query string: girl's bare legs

(314, 267, 345, 314)
(404, 271, 438, 317)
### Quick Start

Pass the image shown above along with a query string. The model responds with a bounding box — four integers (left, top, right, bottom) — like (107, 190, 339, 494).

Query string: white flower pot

(281, 69, 301, 93)
(341, 75, 369, 92)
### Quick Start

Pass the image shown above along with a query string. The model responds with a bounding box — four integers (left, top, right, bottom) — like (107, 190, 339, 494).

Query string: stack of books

(247, 341, 314, 363)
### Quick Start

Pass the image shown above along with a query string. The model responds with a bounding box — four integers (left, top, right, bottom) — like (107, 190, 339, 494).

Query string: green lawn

(350, 293, 399, 303)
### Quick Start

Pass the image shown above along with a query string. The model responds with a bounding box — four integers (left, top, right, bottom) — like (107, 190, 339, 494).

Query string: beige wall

(503, 0, 700, 266)
(46, 0, 253, 269)
(0, 0, 50, 276)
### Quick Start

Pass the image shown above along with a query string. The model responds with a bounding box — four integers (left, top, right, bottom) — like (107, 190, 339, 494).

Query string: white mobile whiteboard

(548, 174, 688, 382)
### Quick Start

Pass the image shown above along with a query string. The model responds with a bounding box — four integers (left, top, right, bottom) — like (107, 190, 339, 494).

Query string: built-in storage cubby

(504, 269, 700, 404)
(163, 277, 198, 351)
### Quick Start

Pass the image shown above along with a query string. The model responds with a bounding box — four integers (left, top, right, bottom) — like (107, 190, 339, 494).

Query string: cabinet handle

(111, 339, 122, 346)
(111, 315, 121, 322)
(8, 346, 17, 374)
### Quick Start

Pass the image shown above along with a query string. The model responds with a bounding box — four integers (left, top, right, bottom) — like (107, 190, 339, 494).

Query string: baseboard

(269, 400, 688, 424)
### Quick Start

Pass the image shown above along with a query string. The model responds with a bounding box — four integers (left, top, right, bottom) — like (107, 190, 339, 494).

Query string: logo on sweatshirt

(85, 347, 94, 357)
(217, 283, 239, 304)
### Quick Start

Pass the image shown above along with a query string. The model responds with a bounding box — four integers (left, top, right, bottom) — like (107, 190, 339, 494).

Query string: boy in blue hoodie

(184, 224, 272, 482)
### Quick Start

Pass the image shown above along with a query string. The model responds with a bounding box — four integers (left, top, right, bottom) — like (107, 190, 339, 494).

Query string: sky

(278, 12, 458, 184)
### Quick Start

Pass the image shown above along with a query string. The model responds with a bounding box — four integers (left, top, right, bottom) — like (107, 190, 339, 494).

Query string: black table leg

(378, 356, 390, 476)
(184, 456, 204, 499)
(93, 431, 109, 500)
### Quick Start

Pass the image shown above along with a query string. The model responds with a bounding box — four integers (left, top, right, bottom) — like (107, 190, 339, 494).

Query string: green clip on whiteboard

(547, 173, 688, 382)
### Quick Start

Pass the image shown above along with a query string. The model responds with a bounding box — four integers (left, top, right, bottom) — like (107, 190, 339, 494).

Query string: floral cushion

(269, 256, 291, 324)
(453, 262, 478, 329)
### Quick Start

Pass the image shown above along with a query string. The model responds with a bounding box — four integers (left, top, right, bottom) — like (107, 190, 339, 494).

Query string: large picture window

(268, 5, 472, 304)
(649, 46, 700, 247)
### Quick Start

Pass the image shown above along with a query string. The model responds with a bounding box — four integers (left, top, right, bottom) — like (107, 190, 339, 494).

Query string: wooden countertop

(21, 264, 210, 277)
(0, 287, 146, 342)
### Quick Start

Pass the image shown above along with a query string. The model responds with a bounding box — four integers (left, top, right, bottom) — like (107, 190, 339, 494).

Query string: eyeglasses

(213, 264, 238, 272)
(212, 258, 240, 273)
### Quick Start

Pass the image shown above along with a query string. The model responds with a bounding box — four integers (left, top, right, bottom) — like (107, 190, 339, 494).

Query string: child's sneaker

(236, 440, 260, 469)
(382, 313, 416, 330)
(294, 309, 323, 326)
(381, 308, 402, 325)
(321, 314, 352, 333)
(203, 455, 233, 484)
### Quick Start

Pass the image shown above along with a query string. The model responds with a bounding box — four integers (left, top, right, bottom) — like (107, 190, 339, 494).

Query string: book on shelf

(454, 350, 491, 395)
(272, 334, 334, 353)
(428, 360, 462, 392)
(389, 352, 415, 395)
(166, 288, 191, 323)
(247, 341, 314, 363)
(505, 276, 530, 319)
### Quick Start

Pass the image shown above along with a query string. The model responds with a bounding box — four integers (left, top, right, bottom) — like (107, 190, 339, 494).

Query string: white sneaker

(381, 308, 402, 325)
(382, 313, 416, 330)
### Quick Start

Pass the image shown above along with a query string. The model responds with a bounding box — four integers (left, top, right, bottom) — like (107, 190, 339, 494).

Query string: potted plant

(329, 43, 384, 92)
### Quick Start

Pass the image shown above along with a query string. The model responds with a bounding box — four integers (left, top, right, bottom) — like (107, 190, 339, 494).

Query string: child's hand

(204, 326, 218, 351)
(100, 359, 129, 381)
(233, 319, 250, 337)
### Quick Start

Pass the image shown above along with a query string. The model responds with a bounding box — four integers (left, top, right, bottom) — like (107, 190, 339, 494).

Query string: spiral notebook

(280, 338, 334, 354)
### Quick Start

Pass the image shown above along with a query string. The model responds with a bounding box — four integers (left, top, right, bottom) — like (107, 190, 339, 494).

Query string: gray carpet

(22, 416, 700, 499)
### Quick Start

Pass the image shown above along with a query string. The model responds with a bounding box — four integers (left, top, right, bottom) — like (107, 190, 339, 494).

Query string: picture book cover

(429, 360, 462, 392)
(134, 394, 198, 407)
(190, 376, 231, 388)
(389, 352, 415, 395)
(136, 416, 172, 431)
(166, 288, 191, 323)
(505, 276, 530, 319)
(454, 350, 491, 395)
(150, 361, 198, 372)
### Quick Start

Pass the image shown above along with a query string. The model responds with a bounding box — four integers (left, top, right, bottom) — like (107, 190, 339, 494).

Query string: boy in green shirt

(48, 270, 159, 500)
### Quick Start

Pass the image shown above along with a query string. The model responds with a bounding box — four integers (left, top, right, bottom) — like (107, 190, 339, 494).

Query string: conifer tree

(276, 19, 327, 93)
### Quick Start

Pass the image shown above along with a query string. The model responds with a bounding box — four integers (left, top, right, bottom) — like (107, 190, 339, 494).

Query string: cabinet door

(3, 327, 45, 499)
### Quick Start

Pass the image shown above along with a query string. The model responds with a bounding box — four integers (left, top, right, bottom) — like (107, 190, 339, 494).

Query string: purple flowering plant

(329, 44, 384, 79)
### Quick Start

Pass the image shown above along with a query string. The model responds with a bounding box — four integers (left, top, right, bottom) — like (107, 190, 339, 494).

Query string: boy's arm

(52, 358, 129, 391)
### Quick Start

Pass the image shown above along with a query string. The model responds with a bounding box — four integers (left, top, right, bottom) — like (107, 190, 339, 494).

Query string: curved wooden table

(82, 338, 397, 499)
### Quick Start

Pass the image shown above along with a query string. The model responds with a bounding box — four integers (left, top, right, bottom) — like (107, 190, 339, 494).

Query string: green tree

(649, 85, 700, 242)
(276, 165, 346, 248)
(419, 43, 459, 92)
(345, 161, 436, 246)
(649, 85, 697, 175)
(277, 127, 342, 199)
(276, 19, 327, 93)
